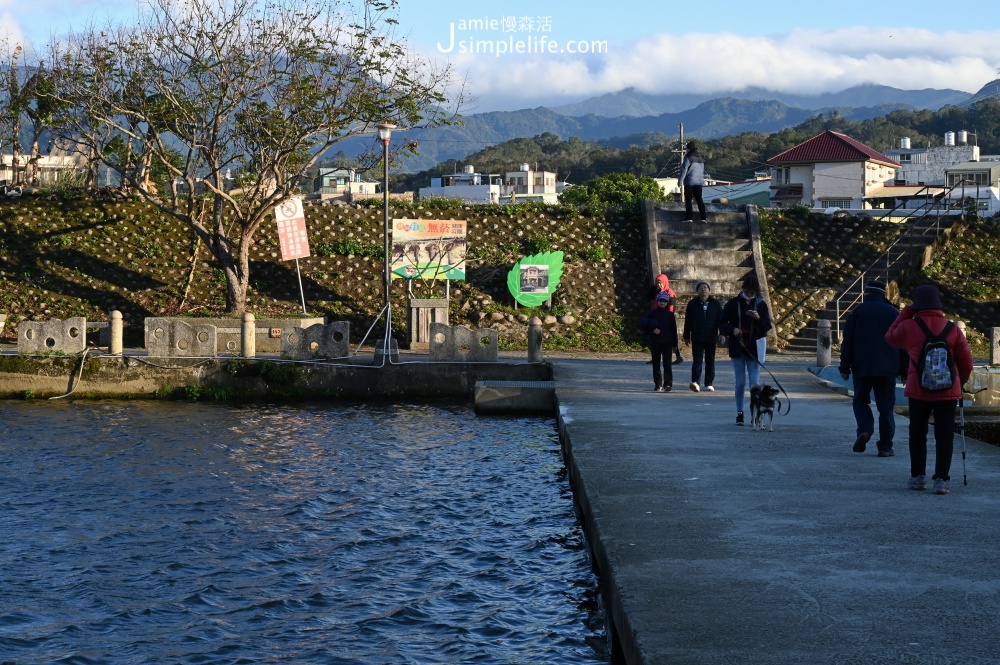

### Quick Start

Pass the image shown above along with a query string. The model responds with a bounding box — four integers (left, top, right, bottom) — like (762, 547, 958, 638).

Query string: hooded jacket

(884, 305, 973, 401)
(678, 151, 705, 187)
(646, 274, 677, 312)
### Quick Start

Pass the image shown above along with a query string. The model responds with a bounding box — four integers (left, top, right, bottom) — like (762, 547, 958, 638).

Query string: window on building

(947, 172, 990, 187)
(821, 199, 852, 209)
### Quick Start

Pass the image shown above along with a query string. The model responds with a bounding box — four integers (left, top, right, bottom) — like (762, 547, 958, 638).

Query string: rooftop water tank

(463, 164, 475, 174)
(520, 163, 530, 171)
(901, 137, 911, 149)
(944, 132, 956, 146)
(958, 130, 968, 145)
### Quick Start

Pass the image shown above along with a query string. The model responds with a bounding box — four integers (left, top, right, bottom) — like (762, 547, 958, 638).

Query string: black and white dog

(749, 384, 781, 432)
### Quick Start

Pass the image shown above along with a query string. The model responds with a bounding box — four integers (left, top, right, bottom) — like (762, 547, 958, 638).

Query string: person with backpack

(838, 280, 908, 457)
(885, 284, 973, 494)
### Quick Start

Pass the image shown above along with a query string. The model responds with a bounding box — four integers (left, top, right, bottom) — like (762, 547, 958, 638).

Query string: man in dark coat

(683, 279, 724, 392)
(839, 280, 907, 456)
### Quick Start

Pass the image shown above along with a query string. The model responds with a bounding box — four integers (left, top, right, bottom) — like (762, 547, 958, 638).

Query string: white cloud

(430, 27, 1000, 110)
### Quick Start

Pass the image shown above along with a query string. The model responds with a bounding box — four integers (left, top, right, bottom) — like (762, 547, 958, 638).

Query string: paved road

(551, 354, 1000, 665)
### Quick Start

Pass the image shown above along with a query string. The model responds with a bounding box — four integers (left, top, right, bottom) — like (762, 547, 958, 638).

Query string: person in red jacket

(885, 284, 973, 494)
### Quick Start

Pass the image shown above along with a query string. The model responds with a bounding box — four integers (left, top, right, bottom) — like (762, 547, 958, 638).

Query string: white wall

(418, 184, 500, 203)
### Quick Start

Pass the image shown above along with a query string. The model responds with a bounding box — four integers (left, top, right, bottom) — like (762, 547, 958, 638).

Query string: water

(0, 400, 608, 664)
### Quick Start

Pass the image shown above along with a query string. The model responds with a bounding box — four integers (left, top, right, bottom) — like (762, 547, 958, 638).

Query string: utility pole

(674, 123, 686, 204)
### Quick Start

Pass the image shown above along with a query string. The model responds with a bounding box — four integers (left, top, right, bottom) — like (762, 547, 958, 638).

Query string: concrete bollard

(527, 316, 544, 363)
(957, 321, 967, 338)
(992, 327, 1000, 366)
(109, 309, 123, 355)
(242, 312, 256, 358)
(816, 319, 832, 367)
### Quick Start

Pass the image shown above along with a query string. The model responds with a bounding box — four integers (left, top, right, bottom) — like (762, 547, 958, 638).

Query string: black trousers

(650, 344, 674, 389)
(690, 340, 717, 387)
(907, 397, 957, 480)
(684, 184, 706, 221)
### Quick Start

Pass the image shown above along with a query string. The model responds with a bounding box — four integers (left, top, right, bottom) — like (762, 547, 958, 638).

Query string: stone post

(816, 319, 832, 367)
(109, 309, 123, 355)
(992, 327, 1000, 366)
(242, 312, 256, 358)
(528, 316, 543, 363)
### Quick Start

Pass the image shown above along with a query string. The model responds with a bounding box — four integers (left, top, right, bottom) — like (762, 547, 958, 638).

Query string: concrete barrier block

(281, 321, 350, 360)
(429, 323, 498, 362)
(145, 318, 217, 357)
(374, 338, 399, 363)
(17, 317, 87, 354)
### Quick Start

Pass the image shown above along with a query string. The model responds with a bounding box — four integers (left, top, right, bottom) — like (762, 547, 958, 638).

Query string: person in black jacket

(683, 280, 724, 393)
(838, 280, 907, 456)
(720, 276, 773, 425)
(640, 291, 680, 392)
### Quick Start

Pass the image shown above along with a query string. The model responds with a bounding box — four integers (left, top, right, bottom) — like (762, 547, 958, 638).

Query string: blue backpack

(914, 318, 956, 391)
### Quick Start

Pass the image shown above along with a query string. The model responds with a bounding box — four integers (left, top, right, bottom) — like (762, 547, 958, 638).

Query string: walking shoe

(673, 355, 684, 365)
(908, 475, 926, 491)
(654, 386, 665, 392)
(681, 219, 693, 223)
(698, 219, 708, 223)
(689, 382, 701, 392)
(852, 432, 871, 453)
(663, 385, 672, 392)
(933, 478, 951, 494)
(706, 385, 715, 392)
(877, 449, 895, 457)
(736, 411, 744, 426)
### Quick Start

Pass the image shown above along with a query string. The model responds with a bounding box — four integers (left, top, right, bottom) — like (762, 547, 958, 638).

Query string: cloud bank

(434, 27, 1000, 111)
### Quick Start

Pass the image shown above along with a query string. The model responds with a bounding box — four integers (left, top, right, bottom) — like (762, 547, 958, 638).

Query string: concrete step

(658, 249, 753, 269)
(655, 209, 746, 225)
(659, 236, 749, 251)
(657, 220, 748, 238)
(665, 265, 754, 282)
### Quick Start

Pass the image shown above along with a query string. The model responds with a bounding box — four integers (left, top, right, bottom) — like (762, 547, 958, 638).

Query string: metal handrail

(832, 182, 971, 341)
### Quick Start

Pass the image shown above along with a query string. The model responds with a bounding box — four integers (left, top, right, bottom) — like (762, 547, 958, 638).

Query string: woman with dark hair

(720, 276, 772, 426)
(677, 140, 707, 223)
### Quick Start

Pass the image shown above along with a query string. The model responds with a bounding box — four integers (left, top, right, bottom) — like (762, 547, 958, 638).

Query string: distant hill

(958, 79, 1000, 108)
(551, 83, 972, 117)
(384, 98, 913, 172)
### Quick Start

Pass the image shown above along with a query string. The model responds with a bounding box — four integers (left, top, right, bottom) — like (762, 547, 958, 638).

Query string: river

(0, 400, 609, 664)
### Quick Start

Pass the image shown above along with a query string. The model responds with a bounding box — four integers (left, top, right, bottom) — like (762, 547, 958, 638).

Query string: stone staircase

(642, 200, 766, 306)
(781, 213, 963, 354)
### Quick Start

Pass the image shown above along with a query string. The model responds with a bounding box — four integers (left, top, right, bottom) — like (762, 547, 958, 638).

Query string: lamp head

(376, 123, 396, 141)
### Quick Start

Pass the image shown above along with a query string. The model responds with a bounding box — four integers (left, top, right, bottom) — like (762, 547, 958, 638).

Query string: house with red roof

(767, 130, 899, 210)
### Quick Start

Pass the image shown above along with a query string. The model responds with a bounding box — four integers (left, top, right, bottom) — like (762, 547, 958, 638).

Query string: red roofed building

(767, 130, 899, 209)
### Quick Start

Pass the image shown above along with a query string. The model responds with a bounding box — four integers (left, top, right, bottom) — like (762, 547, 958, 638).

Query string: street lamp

(377, 123, 395, 307)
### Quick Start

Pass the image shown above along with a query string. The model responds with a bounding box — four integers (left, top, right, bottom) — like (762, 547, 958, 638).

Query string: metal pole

(382, 137, 390, 307)
(294, 257, 307, 315)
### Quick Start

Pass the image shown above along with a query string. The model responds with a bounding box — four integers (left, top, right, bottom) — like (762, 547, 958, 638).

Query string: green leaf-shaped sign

(507, 251, 564, 307)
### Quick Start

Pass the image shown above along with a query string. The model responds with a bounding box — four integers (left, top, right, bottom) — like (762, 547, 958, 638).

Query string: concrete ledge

(474, 380, 555, 414)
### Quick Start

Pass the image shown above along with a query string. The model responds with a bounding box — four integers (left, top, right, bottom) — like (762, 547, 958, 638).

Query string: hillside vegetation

(0, 193, 996, 357)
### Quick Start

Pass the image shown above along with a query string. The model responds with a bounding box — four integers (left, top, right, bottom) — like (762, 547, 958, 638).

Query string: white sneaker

(681, 219, 693, 223)
(706, 385, 715, 392)
(689, 382, 700, 392)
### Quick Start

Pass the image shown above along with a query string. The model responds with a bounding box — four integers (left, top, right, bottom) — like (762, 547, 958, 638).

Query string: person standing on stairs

(678, 140, 707, 223)
(720, 276, 772, 426)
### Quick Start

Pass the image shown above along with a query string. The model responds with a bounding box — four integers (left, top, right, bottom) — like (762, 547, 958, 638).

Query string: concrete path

(551, 354, 1000, 665)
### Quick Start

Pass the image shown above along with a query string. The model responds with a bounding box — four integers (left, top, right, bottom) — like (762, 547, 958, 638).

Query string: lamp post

(377, 123, 395, 307)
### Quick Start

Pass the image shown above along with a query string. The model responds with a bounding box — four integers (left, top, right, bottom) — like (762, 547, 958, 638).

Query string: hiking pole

(958, 396, 968, 487)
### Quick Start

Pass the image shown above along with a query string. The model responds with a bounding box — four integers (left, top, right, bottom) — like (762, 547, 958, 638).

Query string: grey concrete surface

(551, 353, 1000, 665)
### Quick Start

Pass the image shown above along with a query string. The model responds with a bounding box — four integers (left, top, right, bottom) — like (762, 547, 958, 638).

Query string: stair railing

(833, 183, 968, 341)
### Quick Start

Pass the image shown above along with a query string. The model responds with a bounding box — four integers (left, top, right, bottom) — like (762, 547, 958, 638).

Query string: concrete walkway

(551, 354, 1000, 665)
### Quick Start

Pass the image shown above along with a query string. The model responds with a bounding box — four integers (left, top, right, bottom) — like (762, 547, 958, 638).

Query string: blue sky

(4, 0, 998, 112)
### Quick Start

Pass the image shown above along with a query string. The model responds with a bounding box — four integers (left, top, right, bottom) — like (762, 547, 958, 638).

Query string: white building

(767, 130, 898, 209)
(312, 168, 379, 201)
(942, 161, 1000, 214)
(884, 132, 979, 186)
(418, 164, 560, 204)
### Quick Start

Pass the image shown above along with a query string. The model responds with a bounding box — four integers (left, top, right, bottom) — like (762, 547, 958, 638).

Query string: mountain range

(337, 82, 996, 174)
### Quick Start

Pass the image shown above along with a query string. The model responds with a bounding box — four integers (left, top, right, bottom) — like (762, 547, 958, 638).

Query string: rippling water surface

(0, 400, 608, 664)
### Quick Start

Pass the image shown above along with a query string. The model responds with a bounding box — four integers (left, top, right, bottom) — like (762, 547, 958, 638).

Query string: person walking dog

(838, 280, 907, 457)
(885, 284, 973, 494)
(720, 276, 772, 425)
(684, 280, 724, 393)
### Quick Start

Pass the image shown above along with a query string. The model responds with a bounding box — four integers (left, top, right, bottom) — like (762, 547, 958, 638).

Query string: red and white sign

(274, 196, 310, 261)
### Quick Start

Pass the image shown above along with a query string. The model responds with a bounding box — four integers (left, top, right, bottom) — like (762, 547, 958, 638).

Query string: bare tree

(48, 0, 459, 314)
